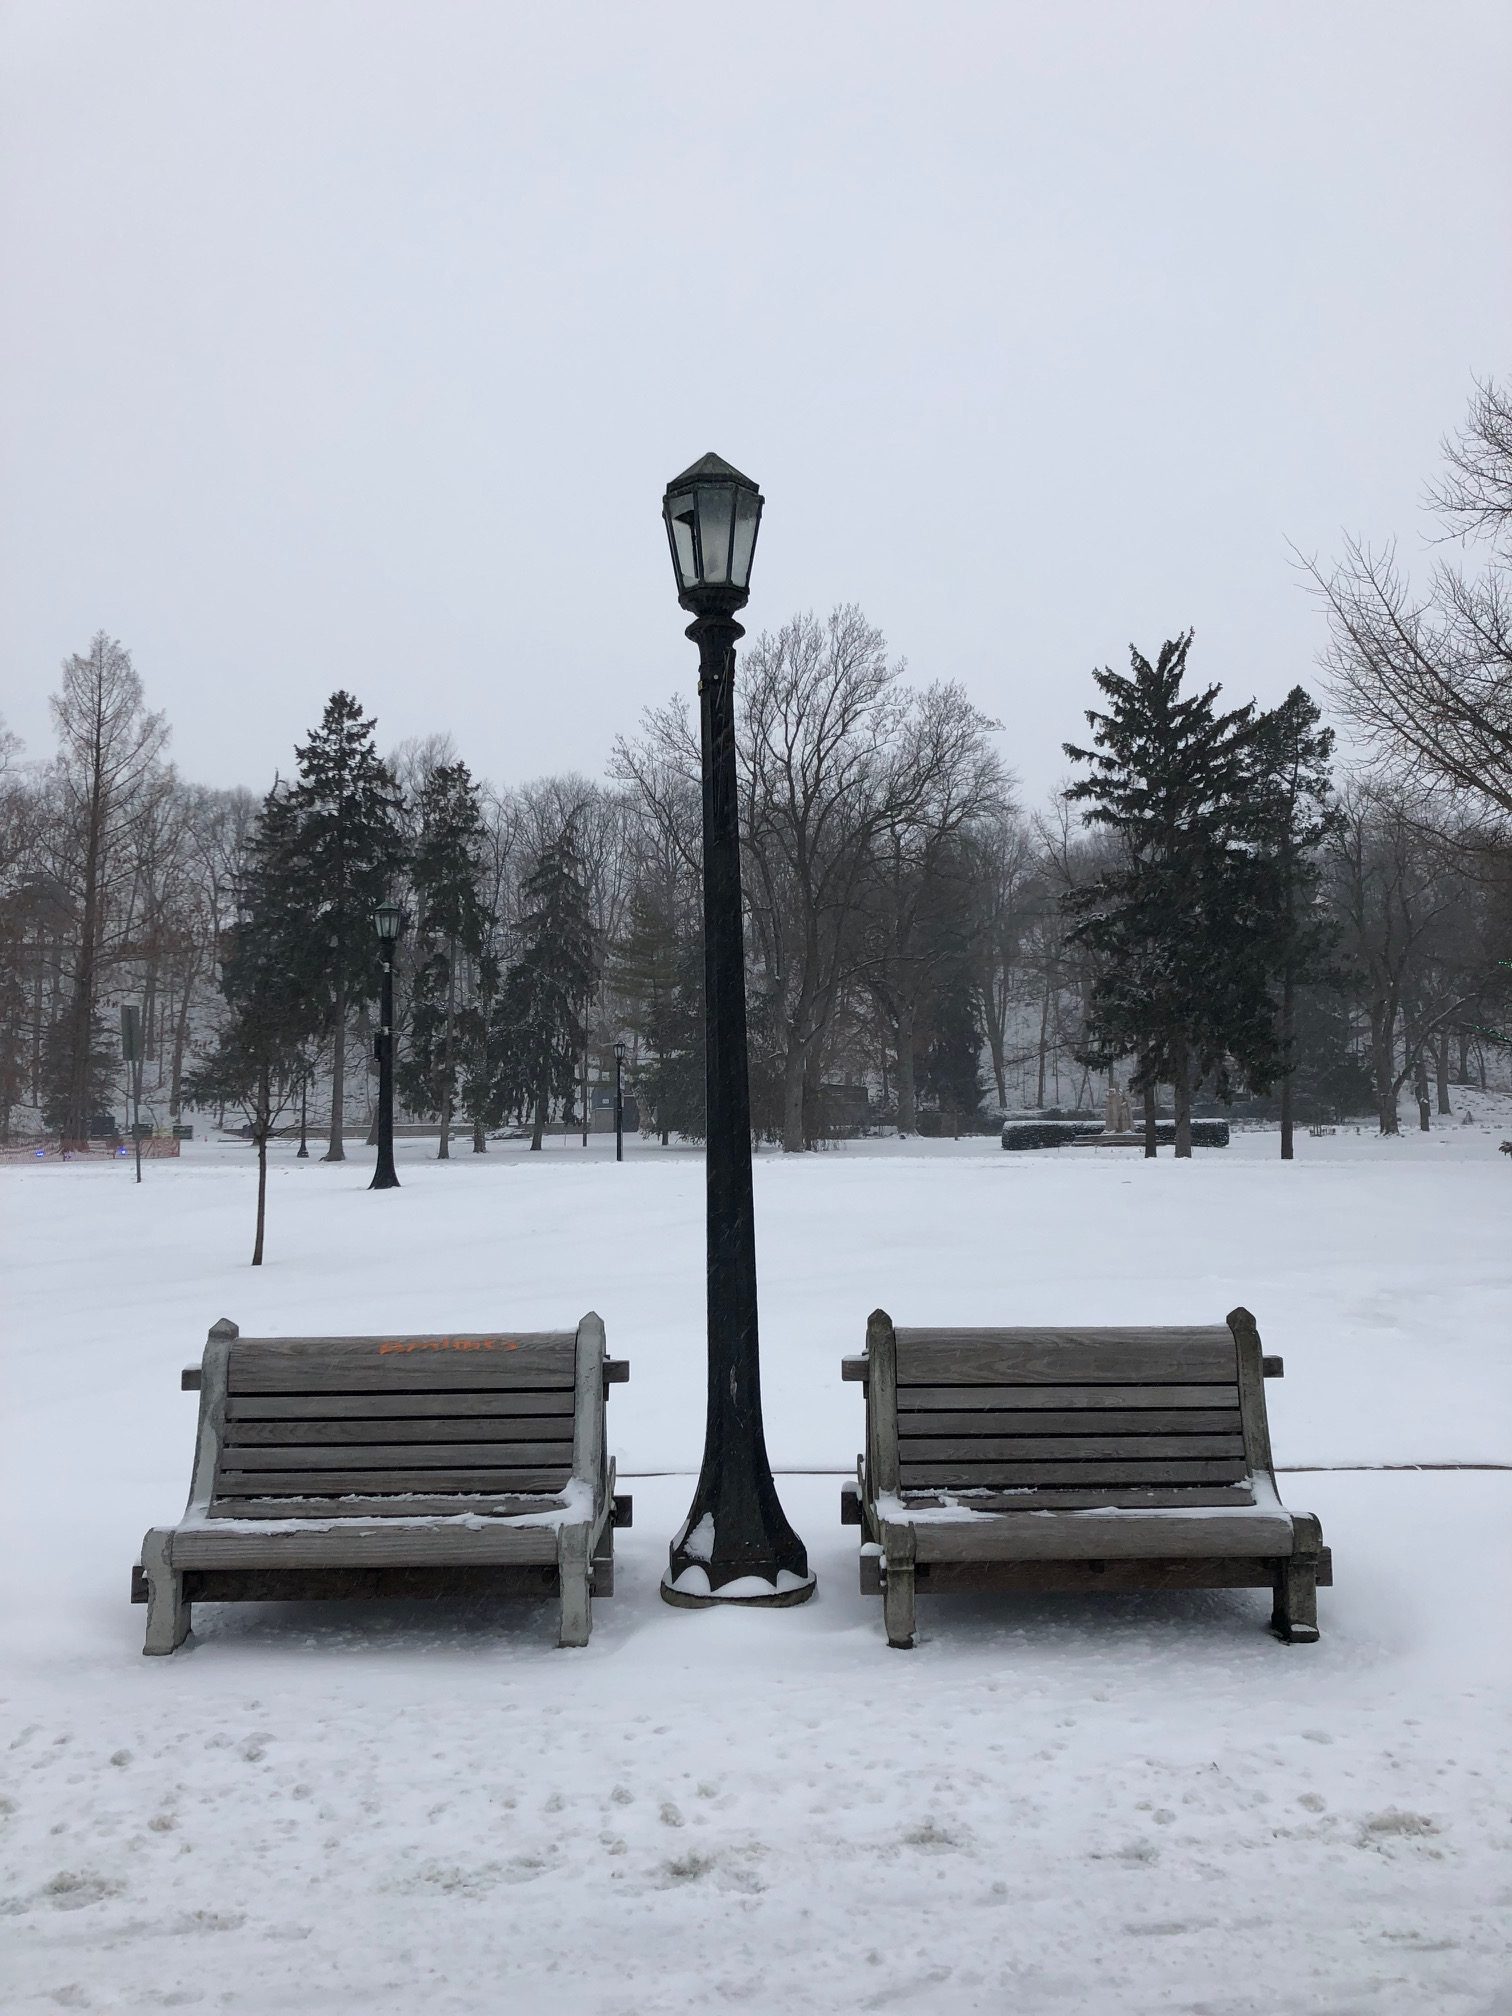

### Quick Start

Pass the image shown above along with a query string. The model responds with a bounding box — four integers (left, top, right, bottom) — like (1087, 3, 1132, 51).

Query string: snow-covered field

(4, 1119, 1510, 2014)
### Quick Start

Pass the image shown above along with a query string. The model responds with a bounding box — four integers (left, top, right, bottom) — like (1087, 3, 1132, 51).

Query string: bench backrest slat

(893, 1327, 1236, 1386)
(225, 1391, 576, 1420)
(227, 1333, 576, 1392)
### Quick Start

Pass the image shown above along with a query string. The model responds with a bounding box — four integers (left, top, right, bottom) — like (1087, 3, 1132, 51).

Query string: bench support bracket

(881, 1522, 917, 1650)
(140, 1529, 190, 1654)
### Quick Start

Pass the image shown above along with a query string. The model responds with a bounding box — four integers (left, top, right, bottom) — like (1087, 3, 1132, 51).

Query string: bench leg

(1272, 1556, 1320, 1643)
(592, 1522, 614, 1600)
(557, 1524, 592, 1648)
(882, 1527, 917, 1650)
(141, 1531, 190, 1655)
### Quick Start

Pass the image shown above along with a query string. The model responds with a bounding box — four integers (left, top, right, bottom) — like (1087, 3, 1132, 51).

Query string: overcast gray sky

(3, 1, 1509, 808)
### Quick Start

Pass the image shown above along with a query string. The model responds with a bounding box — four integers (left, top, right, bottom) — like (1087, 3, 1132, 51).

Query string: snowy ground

(3, 1117, 1510, 2013)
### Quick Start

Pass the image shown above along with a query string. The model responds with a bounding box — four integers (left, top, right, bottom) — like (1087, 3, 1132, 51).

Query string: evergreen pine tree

(397, 762, 488, 1159)
(491, 824, 597, 1150)
(267, 693, 404, 1160)
(1246, 685, 1339, 1158)
(41, 1009, 117, 1139)
(919, 960, 985, 1125)
(1062, 633, 1278, 1156)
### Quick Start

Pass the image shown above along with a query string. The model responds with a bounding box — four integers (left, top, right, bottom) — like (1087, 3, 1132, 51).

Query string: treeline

(1, 380, 1508, 1162)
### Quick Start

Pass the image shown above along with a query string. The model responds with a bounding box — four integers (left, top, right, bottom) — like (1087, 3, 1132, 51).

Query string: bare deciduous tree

(1307, 376, 1512, 829)
(48, 634, 170, 1143)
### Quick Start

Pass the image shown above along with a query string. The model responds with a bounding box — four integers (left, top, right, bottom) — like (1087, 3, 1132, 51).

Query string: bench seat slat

(225, 1392, 577, 1420)
(226, 1418, 576, 1446)
(228, 1335, 575, 1393)
(220, 1440, 574, 1470)
(173, 1523, 563, 1568)
(898, 1434, 1245, 1462)
(895, 1485, 1256, 1511)
(895, 1331, 1235, 1386)
(896, 1384, 1240, 1411)
(906, 1508, 1294, 1562)
(898, 1409, 1242, 1436)
(213, 1466, 572, 1496)
(897, 1459, 1251, 1488)
(206, 1493, 567, 1520)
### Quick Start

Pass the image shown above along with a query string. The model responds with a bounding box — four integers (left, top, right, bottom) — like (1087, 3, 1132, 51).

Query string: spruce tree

(1246, 686, 1339, 1159)
(398, 762, 488, 1159)
(491, 824, 597, 1150)
(268, 693, 404, 1160)
(1062, 633, 1278, 1156)
(41, 1009, 117, 1139)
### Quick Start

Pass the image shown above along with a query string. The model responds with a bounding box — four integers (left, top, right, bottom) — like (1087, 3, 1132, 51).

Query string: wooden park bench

(133, 1313, 630, 1653)
(841, 1306, 1329, 1649)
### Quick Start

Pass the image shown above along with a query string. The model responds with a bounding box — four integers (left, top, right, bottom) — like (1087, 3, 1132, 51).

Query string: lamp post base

(660, 1570, 816, 1609)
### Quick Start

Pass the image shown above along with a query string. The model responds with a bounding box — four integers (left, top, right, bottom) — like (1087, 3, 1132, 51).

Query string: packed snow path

(3, 1125, 1509, 2013)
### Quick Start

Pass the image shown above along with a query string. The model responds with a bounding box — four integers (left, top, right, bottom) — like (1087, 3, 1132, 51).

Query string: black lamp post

(371, 901, 403, 1192)
(659, 452, 813, 1608)
(614, 1039, 626, 1164)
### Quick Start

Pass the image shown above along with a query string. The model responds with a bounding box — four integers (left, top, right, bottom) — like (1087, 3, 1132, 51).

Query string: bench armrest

(841, 1356, 868, 1383)
(603, 1359, 630, 1385)
(1262, 1356, 1284, 1379)
(181, 1367, 201, 1391)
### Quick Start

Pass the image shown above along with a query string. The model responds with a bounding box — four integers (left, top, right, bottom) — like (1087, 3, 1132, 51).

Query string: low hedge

(1002, 1118, 1230, 1151)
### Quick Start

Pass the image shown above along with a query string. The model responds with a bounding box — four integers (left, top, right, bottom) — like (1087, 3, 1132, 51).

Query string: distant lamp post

(658, 452, 813, 1608)
(371, 901, 404, 1192)
(614, 1039, 627, 1164)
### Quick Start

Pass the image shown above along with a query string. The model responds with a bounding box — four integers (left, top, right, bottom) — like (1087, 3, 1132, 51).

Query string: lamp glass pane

(730, 489, 761, 588)
(697, 484, 734, 584)
(665, 492, 698, 588)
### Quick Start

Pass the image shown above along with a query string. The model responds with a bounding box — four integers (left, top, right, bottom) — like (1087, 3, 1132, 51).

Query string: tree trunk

(781, 1040, 806, 1154)
(1414, 1054, 1431, 1132)
(324, 989, 346, 1159)
(438, 948, 455, 1159)
(1435, 1033, 1451, 1117)
(985, 1005, 1006, 1110)
(1172, 1044, 1193, 1159)
(1035, 977, 1051, 1108)
(252, 1070, 269, 1266)
(1278, 964, 1295, 1161)
(65, 804, 104, 1144)
(472, 1116, 486, 1153)
(1142, 1079, 1158, 1159)
(530, 1070, 547, 1150)
(168, 958, 196, 1121)
(895, 1006, 918, 1137)
(1371, 1013, 1399, 1135)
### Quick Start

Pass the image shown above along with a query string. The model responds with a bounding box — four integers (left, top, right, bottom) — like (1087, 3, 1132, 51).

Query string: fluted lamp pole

(370, 900, 403, 1192)
(659, 453, 813, 1608)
